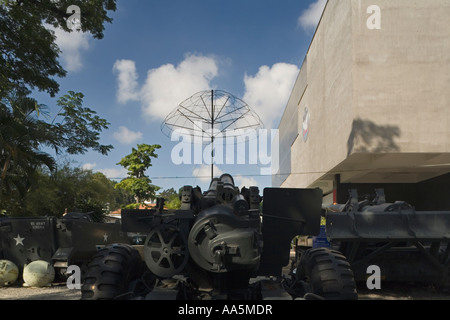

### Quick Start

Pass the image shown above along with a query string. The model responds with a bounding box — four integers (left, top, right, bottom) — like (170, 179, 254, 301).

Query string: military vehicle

(81, 174, 357, 300)
(0, 211, 130, 283)
(322, 188, 450, 289)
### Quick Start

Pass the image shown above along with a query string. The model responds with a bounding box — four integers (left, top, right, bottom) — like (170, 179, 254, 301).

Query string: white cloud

(79, 163, 127, 180)
(298, 0, 327, 31)
(113, 126, 143, 145)
(243, 63, 299, 129)
(50, 26, 91, 72)
(234, 175, 259, 189)
(192, 165, 223, 182)
(113, 54, 298, 130)
(113, 60, 140, 104)
(98, 167, 128, 180)
(113, 54, 220, 122)
(82, 163, 97, 170)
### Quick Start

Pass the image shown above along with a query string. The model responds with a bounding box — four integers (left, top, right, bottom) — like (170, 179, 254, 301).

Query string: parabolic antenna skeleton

(161, 90, 263, 179)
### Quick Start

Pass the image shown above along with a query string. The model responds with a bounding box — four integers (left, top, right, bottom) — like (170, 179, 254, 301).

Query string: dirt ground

(0, 283, 81, 300)
(1, 251, 449, 301)
(1, 281, 450, 300)
(2, 251, 450, 300)
(357, 282, 450, 300)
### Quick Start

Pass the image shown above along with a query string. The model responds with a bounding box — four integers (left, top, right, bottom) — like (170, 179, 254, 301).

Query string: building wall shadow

(347, 118, 401, 157)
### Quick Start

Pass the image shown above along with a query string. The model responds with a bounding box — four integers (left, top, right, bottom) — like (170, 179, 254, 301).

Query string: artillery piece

(324, 188, 450, 289)
(81, 174, 357, 300)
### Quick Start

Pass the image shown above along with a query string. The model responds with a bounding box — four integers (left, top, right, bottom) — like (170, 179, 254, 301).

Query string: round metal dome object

(0, 260, 19, 287)
(23, 260, 55, 287)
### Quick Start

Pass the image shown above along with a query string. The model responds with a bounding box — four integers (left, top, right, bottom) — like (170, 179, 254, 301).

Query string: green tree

(20, 165, 128, 220)
(0, 0, 117, 213)
(0, 0, 117, 99)
(115, 144, 162, 205)
(159, 188, 181, 210)
(0, 92, 113, 211)
(0, 96, 56, 195)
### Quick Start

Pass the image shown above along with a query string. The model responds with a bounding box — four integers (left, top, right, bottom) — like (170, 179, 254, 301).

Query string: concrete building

(274, 0, 450, 208)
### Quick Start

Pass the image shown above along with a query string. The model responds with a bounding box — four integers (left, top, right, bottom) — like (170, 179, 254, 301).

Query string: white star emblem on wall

(13, 234, 25, 246)
(103, 233, 108, 243)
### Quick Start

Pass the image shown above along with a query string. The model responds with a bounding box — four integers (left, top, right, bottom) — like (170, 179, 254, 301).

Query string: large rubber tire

(299, 247, 358, 300)
(81, 244, 143, 300)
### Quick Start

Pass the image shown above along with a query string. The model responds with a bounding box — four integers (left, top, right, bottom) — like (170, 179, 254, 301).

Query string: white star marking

(103, 232, 108, 243)
(13, 234, 25, 246)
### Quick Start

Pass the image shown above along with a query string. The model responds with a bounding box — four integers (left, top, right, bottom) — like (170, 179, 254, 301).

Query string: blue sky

(37, 0, 327, 192)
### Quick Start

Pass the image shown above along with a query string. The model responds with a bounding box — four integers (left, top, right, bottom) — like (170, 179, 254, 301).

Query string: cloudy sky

(38, 0, 327, 192)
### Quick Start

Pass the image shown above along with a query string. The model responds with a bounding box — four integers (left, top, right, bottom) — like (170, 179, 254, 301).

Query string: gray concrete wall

(352, 0, 450, 155)
(275, 0, 354, 189)
(275, 0, 450, 192)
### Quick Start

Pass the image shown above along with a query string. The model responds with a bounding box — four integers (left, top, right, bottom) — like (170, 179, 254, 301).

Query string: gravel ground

(357, 282, 450, 300)
(1, 251, 449, 300)
(1, 281, 450, 300)
(0, 283, 81, 300)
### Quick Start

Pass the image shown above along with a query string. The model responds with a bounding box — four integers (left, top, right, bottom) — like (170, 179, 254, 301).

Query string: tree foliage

(115, 144, 162, 204)
(0, 0, 117, 98)
(2, 165, 132, 220)
(0, 92, 113, 206)
(159, 187, 181, 210)
(0, 96, 57, 195)
(52, 91, 113, 155)
(0, 0, 118, 215)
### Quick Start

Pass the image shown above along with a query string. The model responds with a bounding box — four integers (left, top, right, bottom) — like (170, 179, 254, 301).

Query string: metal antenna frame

(161, 90, 264, 180)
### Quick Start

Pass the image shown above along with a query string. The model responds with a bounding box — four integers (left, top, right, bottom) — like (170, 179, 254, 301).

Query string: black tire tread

(299, 247, 358, 300)
(81, 244, 142, 300)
